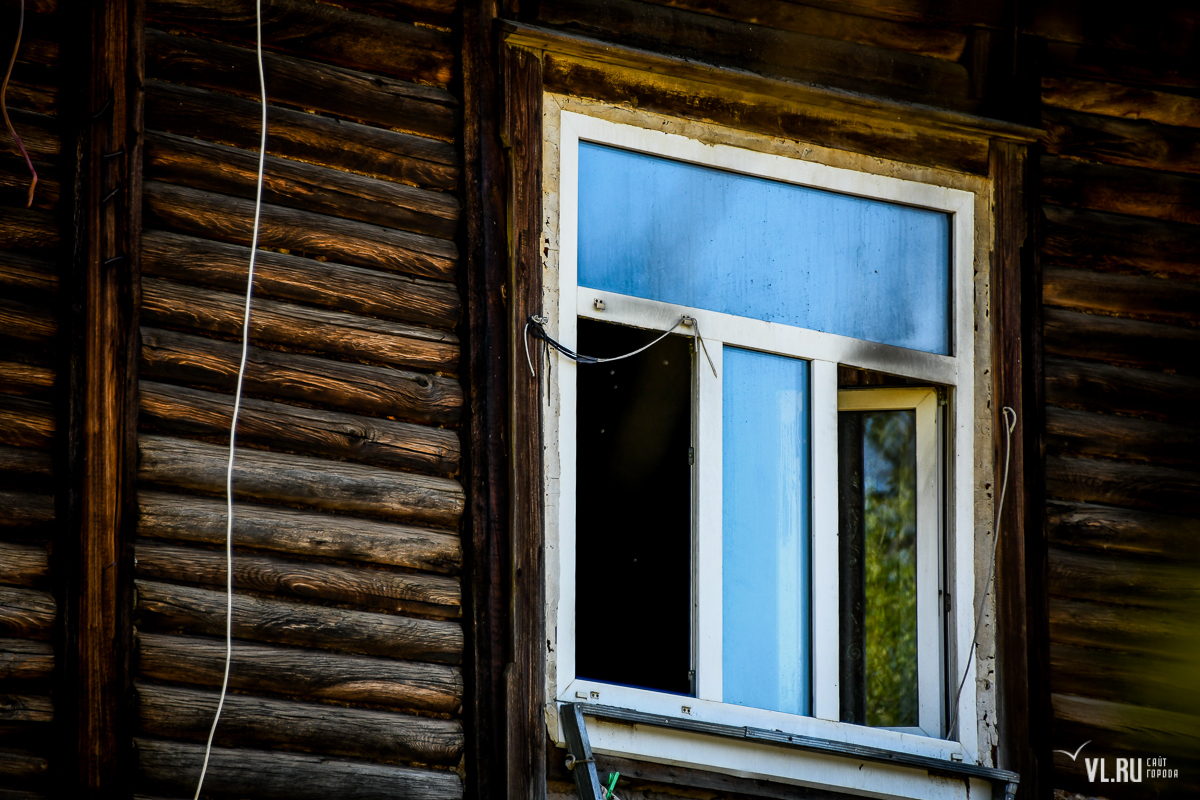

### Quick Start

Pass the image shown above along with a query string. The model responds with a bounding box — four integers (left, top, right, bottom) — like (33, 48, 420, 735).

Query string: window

(544, 103, 990, 795)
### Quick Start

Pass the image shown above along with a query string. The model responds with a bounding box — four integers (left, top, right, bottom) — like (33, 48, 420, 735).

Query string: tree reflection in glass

(862, 410, 918, 728)
(839, 408, 918, 728)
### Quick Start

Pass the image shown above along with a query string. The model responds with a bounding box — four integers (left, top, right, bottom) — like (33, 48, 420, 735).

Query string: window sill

(551, 690, 1018, 800)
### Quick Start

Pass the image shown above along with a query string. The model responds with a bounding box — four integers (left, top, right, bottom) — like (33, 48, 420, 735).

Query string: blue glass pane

(722, 347, 810, 715)
(578, 143, 951, 355)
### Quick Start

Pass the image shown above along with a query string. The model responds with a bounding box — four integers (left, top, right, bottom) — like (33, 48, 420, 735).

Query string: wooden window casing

(536, 100, 996, 799)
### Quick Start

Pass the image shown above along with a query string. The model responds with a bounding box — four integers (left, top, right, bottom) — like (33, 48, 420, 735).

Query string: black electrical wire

(524, 314, 718, 378)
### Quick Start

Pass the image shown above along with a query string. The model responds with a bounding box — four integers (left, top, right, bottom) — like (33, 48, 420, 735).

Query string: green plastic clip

(603, 772, 620, 800)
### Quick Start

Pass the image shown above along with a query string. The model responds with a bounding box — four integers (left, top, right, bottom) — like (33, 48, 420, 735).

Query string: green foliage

(863, 411, 919, 728)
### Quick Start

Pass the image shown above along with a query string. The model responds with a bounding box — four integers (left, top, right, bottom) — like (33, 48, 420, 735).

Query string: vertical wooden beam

(461, 1, 511, 800)
(503, 42, 546, 800)
(64, 0, 141, 792)
(990, 139, 1047, 800)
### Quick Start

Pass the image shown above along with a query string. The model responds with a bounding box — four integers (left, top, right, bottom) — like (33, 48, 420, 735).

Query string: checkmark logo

(1054, 741, 1092, 762)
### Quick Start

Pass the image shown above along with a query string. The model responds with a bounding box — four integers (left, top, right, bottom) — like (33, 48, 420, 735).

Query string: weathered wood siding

(1034, 4, 1200, 796)
(0, 0, 66, 794)
(525, 0, 1027, 178)
(130, 0, 466, 795)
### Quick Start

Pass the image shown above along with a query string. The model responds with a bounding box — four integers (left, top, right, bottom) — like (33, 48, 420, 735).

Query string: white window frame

(544, 106, 986, 799)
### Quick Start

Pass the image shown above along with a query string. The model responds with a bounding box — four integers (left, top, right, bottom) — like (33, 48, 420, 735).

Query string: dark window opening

(575, 318, 693, 695)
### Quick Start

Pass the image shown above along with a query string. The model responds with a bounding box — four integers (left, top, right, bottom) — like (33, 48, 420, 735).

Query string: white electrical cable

(192, 0, 267, 795)
(948, 406, 1018, 741)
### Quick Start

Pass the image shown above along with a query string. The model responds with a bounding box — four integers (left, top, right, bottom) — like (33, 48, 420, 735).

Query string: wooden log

(0, 253, 58, 296)
(144, 182, 457, 281)
(0, 362, 54, 399)
(1039, 45, 1191, 102)
(137, 491, 460, 573)
(1046, 406, 1200, 469)
(138, 273, 457, 366)
(1032, 2, 1200, 55)
(0, 490, 54, 532)
(1042, 75, 1200, 131)
(144, 29, 457, 139)
(0, 587, 54, 640)
(0, 300, 56, 346)
(0, 159, 58, 213)
(1048, 545, 1200, 611)
(146, 0, 453, 85)
(0, 748, 47, 780)
(0, 397, 54, 450)
(133, 539, 460, 618)
(141, 230, 460, 329)
(0, 640, 53, 681)
(0, 0, 61, 18)
(1042, 204, 1200, 280)
(1044, 355, 1200, 424)
(135, 737, 464, 800)
(1047, 500, 1200, 563)
(140, 382, 459, 474)
(324, 0, 456, 27)
(1041, 157, 1200, 226)
(1042, 106, 1200, 177)
(7, 29, 58, 68)
(537, 0, 974, 112)
(0, 448, 51, 478)
(134, 580, 461, 663)
(1050, 642, 1200, 718)
(0, 696, 51, 724)
(0, 789, 49, 800)
(136, 632, 461, 712)
(145, 81, 457, 189)
(637, 0, 966, 60)
(1052, 694, 1200, 754)
(542, 56, 991, 176)
(5, 109, 59, 162)
(1043, 306, 1200, 375)
(0, 543, 48, 589)
(4, 61, 59, 116)
(779, 0, 1006, 27)
(1042, 265, 1200, 326)
(1045, 454, 1200, 516)
(0, 208, 58, 253)
(138, 435, 464, 528)
(136, 682, 463, 764)
(141, 279, 458, 372)
(145, 132, 459, 240)
(1049, 596, 1180, 657)
(140, 328, 462, 426)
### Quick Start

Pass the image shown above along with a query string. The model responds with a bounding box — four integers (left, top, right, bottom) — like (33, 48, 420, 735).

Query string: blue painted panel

(722, 347, 810, 715)
(578, 142, 951, 355)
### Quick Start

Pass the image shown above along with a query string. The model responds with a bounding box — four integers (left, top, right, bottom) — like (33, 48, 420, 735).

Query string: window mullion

(811, 359, 840, 721)
(915, 391, 942, 736)
(694, 339, 723, 702)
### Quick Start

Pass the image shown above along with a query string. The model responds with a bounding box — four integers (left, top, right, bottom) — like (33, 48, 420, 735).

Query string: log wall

(129, 0, 466, 795)
(0, 0, 67, 795)
(2, 0, 1196, 797)
(1032, 5, 1200, 796)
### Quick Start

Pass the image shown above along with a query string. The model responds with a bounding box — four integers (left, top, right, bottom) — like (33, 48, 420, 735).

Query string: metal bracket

(561, 703, 604, 800)
(564, 754, 595, 771)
